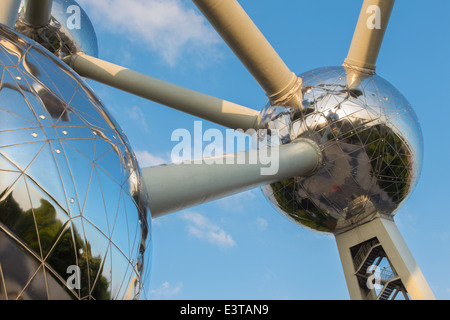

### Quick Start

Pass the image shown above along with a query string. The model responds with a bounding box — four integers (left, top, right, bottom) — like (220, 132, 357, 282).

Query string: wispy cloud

(126, 106, 149, 133)
(78, 0, 221, 65)
(256, 217, 268, 231)
(135, 150, 168, 167)
(148, 281, 183, 299)
(181, 212, 235, 248)
(217, 189, 257, 212)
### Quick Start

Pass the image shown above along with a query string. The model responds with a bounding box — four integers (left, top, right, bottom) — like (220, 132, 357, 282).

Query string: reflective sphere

(15, 0, 98, 58)
(0, 26, 150, 299)
(258, 66, 423, 234)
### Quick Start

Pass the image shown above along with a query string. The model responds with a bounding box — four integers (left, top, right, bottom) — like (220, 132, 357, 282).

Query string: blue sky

(76, 0, 450, 299)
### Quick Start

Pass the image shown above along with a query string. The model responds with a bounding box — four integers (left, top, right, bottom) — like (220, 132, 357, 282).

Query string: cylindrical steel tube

(343, 0, 395, 73)
(64, 53, 260, 131)
(22, 0, 53, 27)
(142, 139, 321, 218)
(0, 0, 21, 28)
(193, 0, 302, 109)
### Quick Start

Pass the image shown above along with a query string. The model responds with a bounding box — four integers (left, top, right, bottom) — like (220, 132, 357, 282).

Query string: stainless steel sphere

(257, 66, 423, 234)
(15, 0, 98, 58)
(0, 26, 150, 299)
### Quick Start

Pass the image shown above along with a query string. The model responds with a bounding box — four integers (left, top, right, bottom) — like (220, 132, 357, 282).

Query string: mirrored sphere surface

(15, 0, 98, 58)
(0, 25, 150, 300)
(258, 66, 423, 234)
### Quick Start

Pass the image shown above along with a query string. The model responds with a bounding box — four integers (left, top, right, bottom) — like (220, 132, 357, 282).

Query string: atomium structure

(0, 0, 435, 300)
(258, 66, 423, 234)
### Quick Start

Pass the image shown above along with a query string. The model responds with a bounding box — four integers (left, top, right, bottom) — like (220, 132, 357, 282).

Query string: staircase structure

(351, 237, 409, 300)
(335, 216, 434, 300)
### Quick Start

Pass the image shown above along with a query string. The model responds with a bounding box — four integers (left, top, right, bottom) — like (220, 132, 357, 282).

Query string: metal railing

(352, 238, 380, 271)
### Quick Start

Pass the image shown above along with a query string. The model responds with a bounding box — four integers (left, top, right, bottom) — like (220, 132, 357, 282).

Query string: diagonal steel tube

(193, 0, 303, 109)
(0, 0, 21, 28)
(142, 139, 322, 218)
(343, 0, 395, 74)
(21, 0, 53, 28)
(64, 53, 260, 131)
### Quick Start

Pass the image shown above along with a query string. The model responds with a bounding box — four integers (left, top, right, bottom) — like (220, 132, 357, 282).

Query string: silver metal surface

(0, 25, 150, 300)
(257, 66, 423, 234)
(14, 0, 98, 58)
